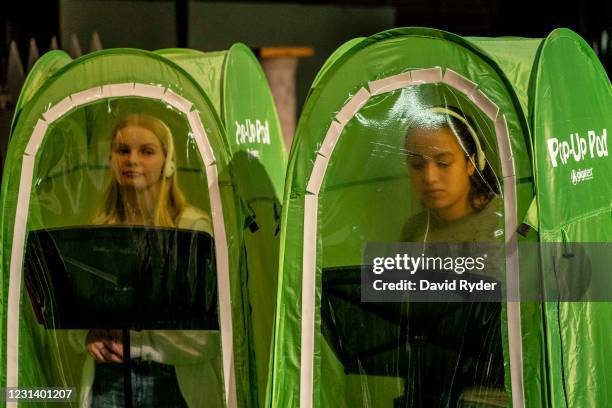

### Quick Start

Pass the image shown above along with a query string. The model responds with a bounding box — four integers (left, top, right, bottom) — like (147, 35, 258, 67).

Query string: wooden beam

(258, 46, 314, 59)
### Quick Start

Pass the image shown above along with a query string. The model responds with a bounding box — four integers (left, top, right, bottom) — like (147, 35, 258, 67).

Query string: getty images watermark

(362, 243, 503, 302)
(371, 252, 498, 293)
(358, 242, 611, 302)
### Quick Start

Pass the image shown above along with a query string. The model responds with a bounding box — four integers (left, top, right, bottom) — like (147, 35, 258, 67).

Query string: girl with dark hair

(403, 106, 502, 243)
(401, 106, 505, 407)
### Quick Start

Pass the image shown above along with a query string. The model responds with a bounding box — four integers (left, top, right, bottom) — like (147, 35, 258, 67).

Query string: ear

(467, 154, 476, 176)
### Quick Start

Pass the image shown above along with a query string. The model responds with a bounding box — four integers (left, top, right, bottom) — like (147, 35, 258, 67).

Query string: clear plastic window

(23, 98, 223, 407)
(318, 83, 506, 407)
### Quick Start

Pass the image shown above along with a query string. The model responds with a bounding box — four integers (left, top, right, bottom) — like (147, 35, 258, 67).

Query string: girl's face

(406, 126, 475, 220)
(110, 124, 166, 190)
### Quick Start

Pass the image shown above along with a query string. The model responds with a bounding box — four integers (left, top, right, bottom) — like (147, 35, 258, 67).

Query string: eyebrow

(114, 143, 159, 149)
(408, 152, 454, 160)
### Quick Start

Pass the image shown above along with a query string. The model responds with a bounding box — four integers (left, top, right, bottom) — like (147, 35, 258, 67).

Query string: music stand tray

(321, 266, 502, 407)
(23, 225, 220, 407)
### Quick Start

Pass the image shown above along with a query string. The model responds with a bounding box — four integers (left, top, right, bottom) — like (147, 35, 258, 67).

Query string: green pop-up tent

(0, 45, 285, 407)
(155, 45, 287, 407)
(267, 27, 610, 407)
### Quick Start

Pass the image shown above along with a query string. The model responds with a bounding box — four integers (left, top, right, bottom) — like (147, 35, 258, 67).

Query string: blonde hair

(94, 114, 187, 227)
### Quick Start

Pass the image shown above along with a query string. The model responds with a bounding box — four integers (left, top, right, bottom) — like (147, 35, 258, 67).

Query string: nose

(421, 161, 439, 184)
(126, 150, 139, 165)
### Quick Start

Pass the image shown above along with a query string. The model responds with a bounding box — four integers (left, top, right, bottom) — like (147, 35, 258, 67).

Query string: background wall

(59, 1, 395, 114)
(61, 0, 178, 50)
(1, 0, 610, 170)
(187, 2, 395, 111)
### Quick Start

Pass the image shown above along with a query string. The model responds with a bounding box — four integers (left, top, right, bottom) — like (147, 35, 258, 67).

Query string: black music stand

(321, 266, 502, 407)
(23, 226, 219, 408)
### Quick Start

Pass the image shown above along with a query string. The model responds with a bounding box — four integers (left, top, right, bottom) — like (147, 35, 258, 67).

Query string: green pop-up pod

(155, 44, 287, 406)
(526, 29, 611, 407)
(267, 27, 610, 408)
(0, 49, 261, 407)
(470, 28, 612, 407)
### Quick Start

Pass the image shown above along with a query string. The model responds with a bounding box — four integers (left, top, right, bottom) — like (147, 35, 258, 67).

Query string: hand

(85, 329, 124, 363)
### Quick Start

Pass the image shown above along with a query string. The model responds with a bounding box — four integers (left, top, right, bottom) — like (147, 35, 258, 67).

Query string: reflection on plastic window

(320, 103, 507, 407)
(94, 113, 212, 230)
(85, 113, 218, 407)
(403, 105, 501, 244)
(400, 105, 505, 407)
(25, 110, 223, 407)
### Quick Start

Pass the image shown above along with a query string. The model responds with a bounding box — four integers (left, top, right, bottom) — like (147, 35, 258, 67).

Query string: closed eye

(408, 157, 426, 170)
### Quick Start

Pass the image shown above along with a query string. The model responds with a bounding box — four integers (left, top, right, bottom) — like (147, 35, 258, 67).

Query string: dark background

(2, 0, 610, 81)
(3, 1, 610, 55)
(0, 0, 610, 144)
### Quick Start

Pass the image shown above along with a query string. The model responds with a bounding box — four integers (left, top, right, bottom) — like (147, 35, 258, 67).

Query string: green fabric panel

(0, 49, 251, 407)
(542, 301, 612, 407)
(311, 37, 365, 90)
(540, 214, 612, 408)
(160, 44, 287, 407)
(514, 302, 549, 408)
(223, 44, 286, 407)
(267, 196, 303, 408)
(242, 202, 280, 406)
(523, 197, 539, 231)
(467, 37, 542, 121)
(155, 48, 228, 114)
(533, 28, 611, 234)
(12, 50, 73, 131)
(533, 28, 612, 408)
(269, 27, 532, 408)
(223, 43, 287, 200)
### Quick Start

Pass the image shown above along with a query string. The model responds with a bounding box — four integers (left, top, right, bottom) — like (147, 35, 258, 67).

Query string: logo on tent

(546, 129, 608, 168)
(235, 119, 271, 146)
(571, 167, 594, 185)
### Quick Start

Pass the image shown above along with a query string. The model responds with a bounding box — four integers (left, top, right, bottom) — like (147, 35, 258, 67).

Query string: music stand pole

(122, 328, 132, 408)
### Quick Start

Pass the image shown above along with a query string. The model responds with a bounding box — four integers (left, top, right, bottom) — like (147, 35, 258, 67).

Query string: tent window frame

(299, 67, 524, 408)
(6, 83, 237, 408)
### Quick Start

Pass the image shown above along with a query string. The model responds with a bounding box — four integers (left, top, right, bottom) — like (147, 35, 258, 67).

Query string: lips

(424, 189, 445, 196)
(122, 171, 142, 177)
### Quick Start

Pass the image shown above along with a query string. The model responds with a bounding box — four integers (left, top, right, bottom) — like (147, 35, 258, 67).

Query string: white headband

(424, 106, 486, 171)
(159, 120, 176, 178)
